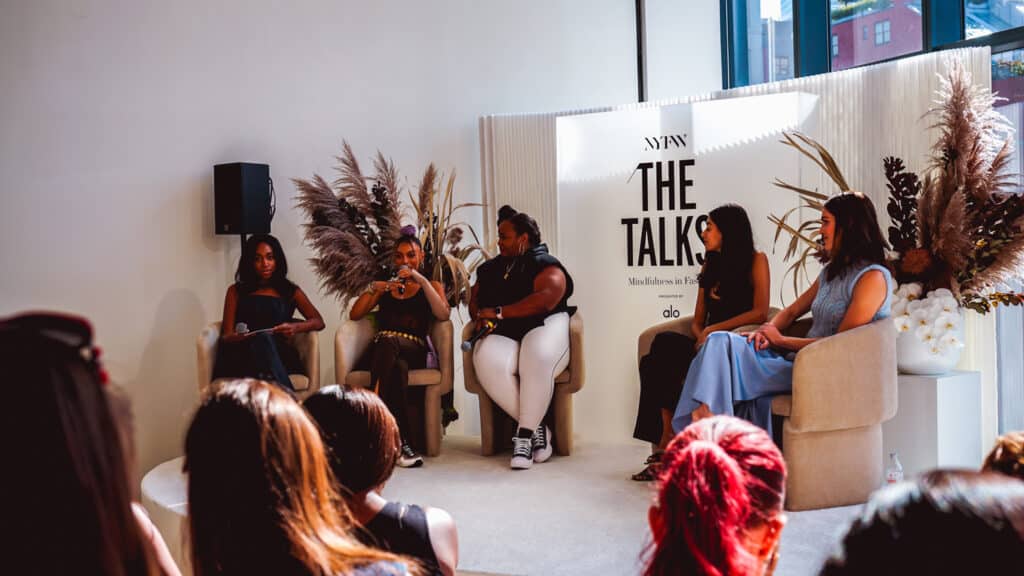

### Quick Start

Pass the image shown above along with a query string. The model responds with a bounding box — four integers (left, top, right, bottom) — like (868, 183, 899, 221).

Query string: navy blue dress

(213, 290, 304, 391)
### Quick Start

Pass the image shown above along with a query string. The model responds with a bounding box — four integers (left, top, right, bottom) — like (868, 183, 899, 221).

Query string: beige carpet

(385, 435, 860, 576)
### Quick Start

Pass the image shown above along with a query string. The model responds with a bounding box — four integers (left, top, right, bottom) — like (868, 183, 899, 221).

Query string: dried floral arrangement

(408, 165, 489, 307)
(771, 60, 1024, 314)
(294, 142, 487, 307)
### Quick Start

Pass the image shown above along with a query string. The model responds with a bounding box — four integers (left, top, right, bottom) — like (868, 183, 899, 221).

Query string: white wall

(0, 0, 721, 476)
(645, 0, 722, 101)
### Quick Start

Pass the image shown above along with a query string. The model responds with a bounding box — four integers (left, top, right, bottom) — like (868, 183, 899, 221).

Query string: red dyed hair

(644, 416, 786, 576)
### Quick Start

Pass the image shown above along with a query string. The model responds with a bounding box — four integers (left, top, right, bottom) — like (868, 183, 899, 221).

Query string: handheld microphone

(461, 319, 497, 351)
(234, 322, 274, 336)
(388, 265, 410, 295)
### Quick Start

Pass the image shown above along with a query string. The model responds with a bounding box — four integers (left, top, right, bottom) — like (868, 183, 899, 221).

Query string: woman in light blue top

(672, 192, 894, 436)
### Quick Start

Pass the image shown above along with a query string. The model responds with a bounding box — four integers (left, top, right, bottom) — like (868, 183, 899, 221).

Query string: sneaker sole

(510, 457, 533, 470)
(398, 458, 424, 468)
(533, 445, 553, 463)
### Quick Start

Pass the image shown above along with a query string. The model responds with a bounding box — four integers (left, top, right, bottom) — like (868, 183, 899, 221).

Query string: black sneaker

(531, 424, 552, 463)
(397, 442, 423, 468)
(511, 436, 533, 469)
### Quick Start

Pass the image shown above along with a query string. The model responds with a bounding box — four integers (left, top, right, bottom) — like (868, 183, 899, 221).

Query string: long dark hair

(304, 386, 401, 495)
(2, 312, 157, 576)
(699, 204, 756, 300)
(185, 379, 410, 576)
(235, 234, 298, 298)
(644, 416, 786, 576)
(820, 470, 1024, 575)
(498, 205, 542, 247)
(820, 192, 888, 280)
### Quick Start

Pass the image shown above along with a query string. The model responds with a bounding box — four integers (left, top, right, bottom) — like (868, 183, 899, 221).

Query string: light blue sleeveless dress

(671, 263, 894, 436)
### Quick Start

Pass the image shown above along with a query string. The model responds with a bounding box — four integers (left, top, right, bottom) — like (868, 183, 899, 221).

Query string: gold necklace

(503, 259, 516, 280)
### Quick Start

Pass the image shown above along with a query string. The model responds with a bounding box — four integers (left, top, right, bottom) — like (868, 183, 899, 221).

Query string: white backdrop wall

(0, 0, 732, 478)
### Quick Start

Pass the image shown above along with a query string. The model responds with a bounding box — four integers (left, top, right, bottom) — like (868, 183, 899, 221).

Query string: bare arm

(350, 281, 390, 321)
(478, 266, 567, 319)
(836, 270, 888, 333)
(703, 252, 771, 333)
(425, 506, 458, 576)
(745, 278, 820, 352)
(468, 283, 480, 320)
(690, 262, 708, 339)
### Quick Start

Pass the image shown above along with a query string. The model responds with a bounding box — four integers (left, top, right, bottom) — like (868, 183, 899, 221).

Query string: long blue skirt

(671, 331, 794, 436)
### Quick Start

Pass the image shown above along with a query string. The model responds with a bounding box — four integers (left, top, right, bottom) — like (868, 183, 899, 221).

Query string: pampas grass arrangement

(771, 59, 1024, 314)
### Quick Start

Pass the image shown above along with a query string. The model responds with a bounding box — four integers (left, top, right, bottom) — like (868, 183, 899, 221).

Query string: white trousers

(472, 312, 571, 431)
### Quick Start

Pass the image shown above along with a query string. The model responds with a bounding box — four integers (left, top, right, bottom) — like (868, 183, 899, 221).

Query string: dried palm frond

(779, 132, 850, 193)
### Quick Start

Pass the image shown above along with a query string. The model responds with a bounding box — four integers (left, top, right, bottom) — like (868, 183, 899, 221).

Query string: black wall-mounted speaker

(214, 162, 272, 235)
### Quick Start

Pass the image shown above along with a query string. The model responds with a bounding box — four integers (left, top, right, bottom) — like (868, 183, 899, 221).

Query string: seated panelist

(349, 226, 450, 468)
(470, 205, 576, 470)
(632, 204, 769, 481)
(672, 192, 894, 436)
(214, 234, 324, 392)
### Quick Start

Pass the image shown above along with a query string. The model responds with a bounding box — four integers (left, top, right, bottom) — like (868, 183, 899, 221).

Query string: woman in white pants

(470, 205, 576, 469)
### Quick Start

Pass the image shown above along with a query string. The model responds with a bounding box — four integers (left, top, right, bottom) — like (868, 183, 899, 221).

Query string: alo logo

(644, 134, 688, 151)
(662, 305, 682, 318)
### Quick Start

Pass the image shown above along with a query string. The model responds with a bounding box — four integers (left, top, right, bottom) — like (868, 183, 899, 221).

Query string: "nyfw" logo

(643, 134, 687, 151)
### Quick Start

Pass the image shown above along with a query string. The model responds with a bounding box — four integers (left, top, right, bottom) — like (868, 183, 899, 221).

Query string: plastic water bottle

(885, 451, 904, 484)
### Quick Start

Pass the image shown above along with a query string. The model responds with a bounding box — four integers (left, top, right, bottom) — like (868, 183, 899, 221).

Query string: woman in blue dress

(672, 192, 894, 436)
(214, 234, 325, 392)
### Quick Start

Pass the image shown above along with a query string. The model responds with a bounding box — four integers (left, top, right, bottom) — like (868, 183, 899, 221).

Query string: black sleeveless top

(359, 502, 440, 576)
(475, 243, 576, 341)
(376, 289, 433, 341)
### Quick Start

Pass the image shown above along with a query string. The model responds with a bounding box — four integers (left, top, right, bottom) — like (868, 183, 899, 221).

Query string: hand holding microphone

(389, 265, 411, 295)
(461, 319, 497, 351)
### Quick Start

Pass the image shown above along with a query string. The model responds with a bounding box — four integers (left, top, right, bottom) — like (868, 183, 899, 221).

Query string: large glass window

(966, 0, 1024, 39)
(831, 1, 922, 71)
(747, 0, 794, 84)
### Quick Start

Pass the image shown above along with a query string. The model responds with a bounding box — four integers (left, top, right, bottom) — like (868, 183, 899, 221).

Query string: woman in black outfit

(214, 234, 324, 392)
(349, 228, 450, 468)
(305, 386, 459, 576)
(631, 204, 769, 480)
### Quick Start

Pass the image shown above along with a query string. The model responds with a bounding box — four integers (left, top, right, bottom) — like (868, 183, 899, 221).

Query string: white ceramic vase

(896, 328, 962, 375)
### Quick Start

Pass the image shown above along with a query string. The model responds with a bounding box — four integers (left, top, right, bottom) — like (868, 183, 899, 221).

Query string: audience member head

(304, 385, 401, 496)
(820, 470, 1024, 575)
(184, 379, 407, 576)
(700, 204, 756, 299)
(644, 416, 787, 576)
(819, 192, 888, 279)
(394, 225, 424, 272)
(2, 312, 157, 576)
(497, 205, 541, 257)
(235, 233, 296, 296)
(983, 431, 1024, 480)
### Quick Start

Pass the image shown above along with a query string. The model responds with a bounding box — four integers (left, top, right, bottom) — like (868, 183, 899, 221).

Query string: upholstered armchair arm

(196, 322, 221, 393)
(461, 320, 482, 394)
(293, 329, 320, 393)
(637, 316, 693, 361)
(431, 319, 454, 396)
(564, 311, 585, 393)
(789, 318, 897, 433)
(334, 318, 375, 385)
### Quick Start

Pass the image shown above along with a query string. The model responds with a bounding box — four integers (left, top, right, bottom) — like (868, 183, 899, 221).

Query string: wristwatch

(495, 306, 504, 320)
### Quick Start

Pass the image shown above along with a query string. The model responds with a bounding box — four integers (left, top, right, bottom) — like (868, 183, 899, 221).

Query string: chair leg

(478, 394, 497, 456)
(553, 389, 573, 456)
(423, 386, 441, 457)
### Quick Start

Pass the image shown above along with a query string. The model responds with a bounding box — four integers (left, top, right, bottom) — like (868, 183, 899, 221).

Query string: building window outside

(831, 1, 921, 72)
(832, 34, 840, 56)
(747, 0, 795, 84)
(875, 19, 892, 44)
(965, 0, 1024, 39)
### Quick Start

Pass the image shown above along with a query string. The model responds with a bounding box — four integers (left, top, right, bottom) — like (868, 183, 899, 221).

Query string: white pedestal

(141, 457, 189, 575)
(882, 370, 982, 479)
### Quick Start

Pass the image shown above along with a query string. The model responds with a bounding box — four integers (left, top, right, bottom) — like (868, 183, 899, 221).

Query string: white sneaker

(511, 436, 533, 469)
(397, 442, 423, 468)
(532, 425, 553, 463)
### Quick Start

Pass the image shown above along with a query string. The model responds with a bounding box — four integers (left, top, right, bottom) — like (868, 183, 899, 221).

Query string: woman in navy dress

(672, 192, 894, 436)
(214, 234, 324, 392)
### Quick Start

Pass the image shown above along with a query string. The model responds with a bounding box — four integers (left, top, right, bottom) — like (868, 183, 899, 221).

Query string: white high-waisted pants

(472, 312, 571, 431)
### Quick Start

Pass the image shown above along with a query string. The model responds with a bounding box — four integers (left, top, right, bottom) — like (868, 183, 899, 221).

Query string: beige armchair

(462, 312, 585, 456)
(196, 322, 321, 400)
(334, 318, 453, 457)
(775, 317, 897, 510)
(638, 313, 897, 511)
